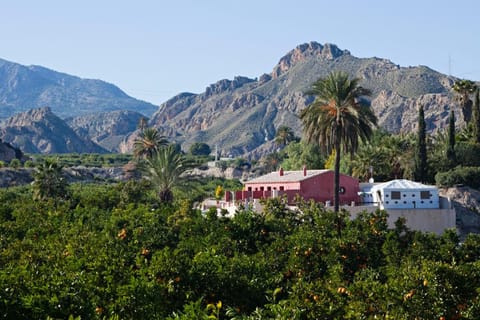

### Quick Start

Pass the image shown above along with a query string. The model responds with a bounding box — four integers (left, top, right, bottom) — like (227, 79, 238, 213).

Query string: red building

(226, 167, 360, 205)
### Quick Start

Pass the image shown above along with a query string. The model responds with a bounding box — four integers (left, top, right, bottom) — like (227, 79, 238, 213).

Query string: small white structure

(370, 179, 439, 209)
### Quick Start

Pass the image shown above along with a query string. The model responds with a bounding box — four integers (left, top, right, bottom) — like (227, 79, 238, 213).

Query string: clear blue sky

(1, 0, 479, 106)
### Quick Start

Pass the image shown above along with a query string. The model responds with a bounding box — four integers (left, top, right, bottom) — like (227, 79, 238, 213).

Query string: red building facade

(226, 168, 360, 205)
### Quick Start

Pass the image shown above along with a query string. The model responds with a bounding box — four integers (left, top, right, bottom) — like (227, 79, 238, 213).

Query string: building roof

(246, 169, 330, 184)
(371, 179, 437, 191)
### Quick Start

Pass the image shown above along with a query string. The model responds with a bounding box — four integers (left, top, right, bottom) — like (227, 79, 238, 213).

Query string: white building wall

(347, 205, 455, 235)
(381, 189, 439, 209)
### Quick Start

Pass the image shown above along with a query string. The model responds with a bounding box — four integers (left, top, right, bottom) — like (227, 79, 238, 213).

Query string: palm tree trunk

(334, 122, 342, 236)
(334, 124, 341, 213)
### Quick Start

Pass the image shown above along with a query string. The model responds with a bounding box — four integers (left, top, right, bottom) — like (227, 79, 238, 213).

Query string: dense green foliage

(189, 142, 212, 156)
(435, 166, 480, 189)
(280, 141, 325, 170)
(1, 182, 480, 319)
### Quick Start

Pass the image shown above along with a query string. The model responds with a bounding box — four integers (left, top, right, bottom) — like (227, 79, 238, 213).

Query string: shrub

(435, 167, 480, 189)
(24, 160, 34, 168)
(189, 142, 211, 156)
(9, 158, 21, 169)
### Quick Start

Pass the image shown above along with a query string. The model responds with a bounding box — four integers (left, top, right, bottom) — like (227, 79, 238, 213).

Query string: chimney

(279, 167, 284, 176)
(303, 165, 307, 176)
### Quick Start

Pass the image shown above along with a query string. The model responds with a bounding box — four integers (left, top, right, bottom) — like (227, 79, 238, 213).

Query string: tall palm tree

(453, 79, 478, 123)
(31, 158, 68, 201)
(274, 125, 296, 147)
(139, 144, 194, 203)
(300, 71, 377, 213)
(133, 127, 169, 159)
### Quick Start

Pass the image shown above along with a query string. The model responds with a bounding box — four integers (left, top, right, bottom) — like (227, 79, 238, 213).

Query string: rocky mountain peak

(4, 106, 54, 126)
(272, 42, 349, 78)
(205, 76, 255, 96)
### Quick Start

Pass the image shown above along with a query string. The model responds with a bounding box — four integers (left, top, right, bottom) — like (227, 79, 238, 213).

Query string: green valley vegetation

(1, 182, 480, 319)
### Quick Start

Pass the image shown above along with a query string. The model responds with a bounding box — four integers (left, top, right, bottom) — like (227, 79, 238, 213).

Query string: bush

(189, 142, 211, 156)
(24, 160, 34, 168)
(9, 158, 21, 169)
(435, 166, 480, 189)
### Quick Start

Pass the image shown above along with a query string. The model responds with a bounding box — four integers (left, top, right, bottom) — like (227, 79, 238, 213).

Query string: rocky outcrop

(272, 42, 349, 78)
(372, 91, 454, 134)
(0, 107, 106, 154)
(205, 76, 255, 96)
(0, 139, 26, 163)
(440, 187, 480, 238)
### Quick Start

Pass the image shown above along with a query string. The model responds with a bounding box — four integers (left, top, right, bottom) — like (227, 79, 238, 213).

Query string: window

(247, 187, 252, 192)
(260, 187, 264, 191)
(420, 191, 431, 199)
(391, 191, 401, 199)
(279, 186, 284, 191)
(267, 186, 271, 191)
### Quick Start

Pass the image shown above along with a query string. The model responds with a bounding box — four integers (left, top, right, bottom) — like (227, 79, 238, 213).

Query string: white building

(368, 179, 439, 209)
(356, 179, 454, 235)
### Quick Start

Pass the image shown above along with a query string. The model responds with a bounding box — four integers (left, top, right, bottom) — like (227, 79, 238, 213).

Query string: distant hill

(146, 42, 462, 158)
(0, 58, 158, 119)
(0, 107, 106, 154)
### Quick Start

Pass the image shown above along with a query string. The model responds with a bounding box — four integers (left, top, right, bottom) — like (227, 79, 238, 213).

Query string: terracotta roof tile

(246, 169, 330, 184)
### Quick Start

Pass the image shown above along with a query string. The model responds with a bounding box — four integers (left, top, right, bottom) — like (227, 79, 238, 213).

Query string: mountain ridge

(0, 58, 158, 119)
(0, 41, 476, 157)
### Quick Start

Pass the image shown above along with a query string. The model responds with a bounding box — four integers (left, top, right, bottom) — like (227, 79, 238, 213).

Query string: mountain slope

(66, 110, 145, 152)
(0, 107, 106, 154)
(0, 58, 158, 119)
(148, 42, 459, 157)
